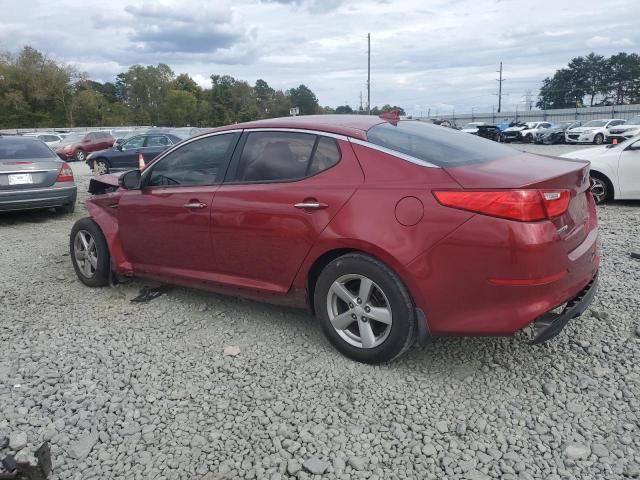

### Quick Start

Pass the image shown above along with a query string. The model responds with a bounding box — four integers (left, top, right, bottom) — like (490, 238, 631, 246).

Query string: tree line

(537, 52, 640, 109)
(0, 46, 404, 129)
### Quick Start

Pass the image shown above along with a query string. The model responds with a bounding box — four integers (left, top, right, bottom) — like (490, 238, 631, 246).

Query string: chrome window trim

(141, 129, 244, 174)
(245, 128, 349, 142)
(348, 138, 440, 169)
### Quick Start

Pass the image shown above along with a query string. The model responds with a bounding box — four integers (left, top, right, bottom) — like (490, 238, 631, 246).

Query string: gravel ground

(1, 143, 639, 480)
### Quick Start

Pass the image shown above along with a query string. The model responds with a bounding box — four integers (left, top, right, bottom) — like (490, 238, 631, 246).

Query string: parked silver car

(0, 135, 77, 213)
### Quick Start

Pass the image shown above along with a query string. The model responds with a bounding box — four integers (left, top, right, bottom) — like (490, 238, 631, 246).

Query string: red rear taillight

(433, 189, 570, 222)
(56, 163, 74, 182)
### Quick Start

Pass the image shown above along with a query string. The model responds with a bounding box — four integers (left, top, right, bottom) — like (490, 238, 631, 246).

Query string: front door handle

(184, 201, 208, 209)
(294, 201, 328, 210)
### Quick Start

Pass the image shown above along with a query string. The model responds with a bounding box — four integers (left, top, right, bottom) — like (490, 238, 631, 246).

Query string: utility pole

(496, 61, 505, 113)
(359, 91, 363, 112)
(367, 33, 371, 115)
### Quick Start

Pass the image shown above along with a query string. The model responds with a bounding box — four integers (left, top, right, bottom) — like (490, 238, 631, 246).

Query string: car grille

(568, 134, 580, 140)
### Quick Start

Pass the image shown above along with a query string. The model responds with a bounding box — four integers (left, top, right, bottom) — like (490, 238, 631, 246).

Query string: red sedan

(70, 115, 599, 363)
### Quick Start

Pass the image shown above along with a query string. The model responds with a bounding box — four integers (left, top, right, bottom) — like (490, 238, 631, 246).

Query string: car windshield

(0, 138, 57, 159)
(525, 122, 538, 128)
(59, 133, 85, 144)
(583, 120, 607, 127)
(367, 121, 517, 167)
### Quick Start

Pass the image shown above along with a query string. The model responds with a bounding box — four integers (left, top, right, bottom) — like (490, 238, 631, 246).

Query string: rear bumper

(405, 203, 599, 336)
(0, 185, 77, 212)
(531, 272, 598, 344)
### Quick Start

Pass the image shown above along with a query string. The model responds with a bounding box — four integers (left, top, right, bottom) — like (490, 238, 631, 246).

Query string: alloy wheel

(590, 176, 608, 204)
(326, 274, 392, 349)
(94, 161, 108, 175)
(594, 134, 604, 145)
(76, 150, 86, 162)
(74, 230, 98, 278)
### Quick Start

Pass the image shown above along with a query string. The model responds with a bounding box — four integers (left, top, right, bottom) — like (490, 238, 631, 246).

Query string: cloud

(0, 0, 638, 116)
(586, 35, 635, 48)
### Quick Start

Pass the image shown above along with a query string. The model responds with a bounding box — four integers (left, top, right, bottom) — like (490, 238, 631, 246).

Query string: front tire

(74, 149, 86, 162)
(314, 253, 416, 364)
(70, 217, 111, 287)
(593, 133, 604, 145)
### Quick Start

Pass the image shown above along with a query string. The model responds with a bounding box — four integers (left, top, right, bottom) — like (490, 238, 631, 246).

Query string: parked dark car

(0, 135, 76, 213)
(475, 125, 504, 142)
(534, 121, 583, 145)
(55, 131, 115, 162)
(87, 132, 182, 174)
(70, 115, 598, 364)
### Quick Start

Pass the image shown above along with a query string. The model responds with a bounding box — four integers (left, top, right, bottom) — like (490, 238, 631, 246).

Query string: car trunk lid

(0, 159, 62, 190)
(443, 153, 593, 254)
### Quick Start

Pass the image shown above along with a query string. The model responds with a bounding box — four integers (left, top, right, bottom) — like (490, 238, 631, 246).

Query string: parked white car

(560, 135, 640, 202)
(565, 119, 626, 145)
(606, 115, 640, 143)
(22, 132, 65, 148)
(502, 121, 553, 143)
(461, 122, 487, 134)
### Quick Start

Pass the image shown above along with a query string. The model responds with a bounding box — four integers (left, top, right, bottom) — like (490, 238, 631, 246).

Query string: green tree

(288, 84, 319, 115)
(334, 105, 353, 114)
(158, 89, 197, 126)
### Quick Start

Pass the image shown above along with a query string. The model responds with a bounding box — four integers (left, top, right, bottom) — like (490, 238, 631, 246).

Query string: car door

(618, 138, 640, 198)
(210, 130, 364, 294)
(118, 132, 240, 278)
(109, 135, 146, 170)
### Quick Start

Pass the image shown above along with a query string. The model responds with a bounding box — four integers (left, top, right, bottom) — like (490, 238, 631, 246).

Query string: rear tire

(70, 217, 111, 287)
(593, 133, 604, 145)
(314, 253, 416, 364)
(56, 202, 75, 214)
(93, 159, 109, 175)
(74, 149, 86, 162)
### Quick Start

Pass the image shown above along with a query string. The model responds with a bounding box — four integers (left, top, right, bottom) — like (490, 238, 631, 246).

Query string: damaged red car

(70, 115, 599, 363)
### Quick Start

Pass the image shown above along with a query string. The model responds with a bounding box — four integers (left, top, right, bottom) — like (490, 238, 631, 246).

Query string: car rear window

(367, 121, 515, 167)
(0, 138, 57, 159)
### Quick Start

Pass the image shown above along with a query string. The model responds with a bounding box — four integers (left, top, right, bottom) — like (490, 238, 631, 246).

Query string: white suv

(565, 119, 626, 145)
(607, 116, 640, 143)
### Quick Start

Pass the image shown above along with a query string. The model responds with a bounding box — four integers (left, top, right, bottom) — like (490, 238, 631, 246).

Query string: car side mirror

(119, 170, 141, 190)
(116, 143, 123, 151)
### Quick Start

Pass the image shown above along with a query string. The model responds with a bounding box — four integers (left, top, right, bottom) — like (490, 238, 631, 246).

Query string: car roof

(204, 115, 388, 140)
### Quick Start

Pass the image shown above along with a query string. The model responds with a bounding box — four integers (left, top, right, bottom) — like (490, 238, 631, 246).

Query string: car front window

(583, 120, 607, 127)
(146, 133, 239, 187)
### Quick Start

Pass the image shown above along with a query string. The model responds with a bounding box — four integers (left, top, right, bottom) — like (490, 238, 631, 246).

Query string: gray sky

(1, 0, 637, 115)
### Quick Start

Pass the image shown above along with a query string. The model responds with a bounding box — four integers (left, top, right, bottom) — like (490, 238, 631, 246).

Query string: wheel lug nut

(351, 314, 357, 319)
(361, 316, 368, 322)
(356, 298, 362, 304)
(365, 306, 371, 313)
(349, 303, 354, 309)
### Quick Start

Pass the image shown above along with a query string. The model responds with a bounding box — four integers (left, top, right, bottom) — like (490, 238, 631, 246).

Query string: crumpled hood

(88, 172, 125, 194)
(504, 126, 526, 132)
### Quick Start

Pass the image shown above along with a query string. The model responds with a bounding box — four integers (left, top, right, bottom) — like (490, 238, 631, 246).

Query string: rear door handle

(184, 201, 208, 209)
(294, 202, 328, 210)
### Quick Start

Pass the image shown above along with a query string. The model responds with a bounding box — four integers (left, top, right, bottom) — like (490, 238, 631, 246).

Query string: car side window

(308, 137, 341, 175)
(146, 133, 239, 187)
(122, 136, 146, 150)
(146, 135, 172, 147)
(236, 132, 318, 182)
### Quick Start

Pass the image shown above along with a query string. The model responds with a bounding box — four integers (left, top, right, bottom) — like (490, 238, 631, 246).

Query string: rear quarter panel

(293, 143, 472, 312)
